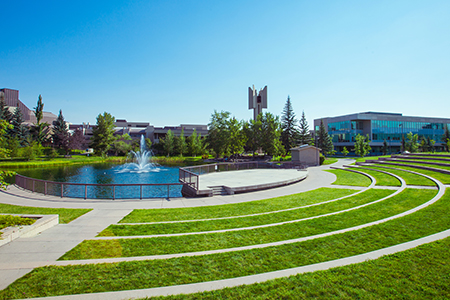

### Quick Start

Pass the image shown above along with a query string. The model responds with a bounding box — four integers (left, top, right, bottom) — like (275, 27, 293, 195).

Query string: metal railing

(179, 161, 305, 191)
(15, 174, 190, 200)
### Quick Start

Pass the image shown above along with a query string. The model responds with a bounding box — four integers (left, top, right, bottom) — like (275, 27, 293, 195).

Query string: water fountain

(118, 135, 162, 173)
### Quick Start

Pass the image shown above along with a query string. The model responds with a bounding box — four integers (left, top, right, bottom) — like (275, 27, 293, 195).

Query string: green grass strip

(0, 156, 126, 169)
(321, 158, 338, 165)
(147, 237, 450, 300)
(120, 188, 356, 223)
(2, 188, 448, 299)
(0, 215, 35, 231)
(0, 203, 92, 224)
(351, 168, 401, 186)
(372, 164, 450, 185)
(100, 189, 393, 236)
(387, 160, 450, 171)
(362, 165, 436, 186)
(326, 169, 372, 187)
(61, 189, 428, 259)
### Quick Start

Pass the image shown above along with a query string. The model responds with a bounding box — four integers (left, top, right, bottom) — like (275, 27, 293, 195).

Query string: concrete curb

(0, 214, 59, 247)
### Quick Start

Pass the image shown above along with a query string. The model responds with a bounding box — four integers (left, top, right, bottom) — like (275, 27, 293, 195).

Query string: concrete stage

(192, 169, 308, 196)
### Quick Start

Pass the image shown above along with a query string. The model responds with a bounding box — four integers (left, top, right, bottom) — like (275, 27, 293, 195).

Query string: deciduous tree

(207, 110, 231, 157)
(354, 134, 371, 158)
(176, 128, 188, 156)
(91, 112, 116, 156)
(163, 129, 175, 157)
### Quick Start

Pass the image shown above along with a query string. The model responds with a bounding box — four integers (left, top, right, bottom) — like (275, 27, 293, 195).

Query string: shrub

(319, 153, 325, 165)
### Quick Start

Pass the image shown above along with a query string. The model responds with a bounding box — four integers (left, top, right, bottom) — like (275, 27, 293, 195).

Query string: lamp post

(388, 136, 391, 154)
(399, 123, 404, 152)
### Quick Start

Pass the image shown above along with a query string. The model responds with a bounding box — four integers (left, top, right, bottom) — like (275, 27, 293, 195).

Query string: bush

(202, 154, 209, 160)
(0, 215, 35, 231)
(319, 153, 325, 165)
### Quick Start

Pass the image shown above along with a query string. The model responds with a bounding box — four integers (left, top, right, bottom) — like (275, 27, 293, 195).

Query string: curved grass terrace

(325, 169, 372, 186)
(120, 187, 357, 223)
(347, 167, 402, 186)
(358, 165, 436, 186)
(62, 188, 431, 259)
(1, 155, 450, 299)
(99, 189, 392, 236)
(1, 188, 449, 299)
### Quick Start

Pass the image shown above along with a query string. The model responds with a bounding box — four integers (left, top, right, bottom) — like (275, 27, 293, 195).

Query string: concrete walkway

(1, 158, 446, 300)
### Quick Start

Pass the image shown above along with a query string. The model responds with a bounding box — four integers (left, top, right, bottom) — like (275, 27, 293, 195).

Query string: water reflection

(16, 163, 181, 198)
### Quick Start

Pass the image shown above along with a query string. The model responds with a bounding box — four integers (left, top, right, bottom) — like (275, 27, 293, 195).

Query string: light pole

(399, 123, 404, 152)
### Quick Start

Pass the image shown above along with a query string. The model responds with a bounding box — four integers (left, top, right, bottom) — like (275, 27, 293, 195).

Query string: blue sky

(1, 0, 449, 127)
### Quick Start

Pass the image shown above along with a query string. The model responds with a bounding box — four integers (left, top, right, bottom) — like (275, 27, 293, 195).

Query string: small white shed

(290, 145, 321, 166)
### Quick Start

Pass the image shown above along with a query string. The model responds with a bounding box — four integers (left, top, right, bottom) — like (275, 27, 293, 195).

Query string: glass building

(314, 112, 450, 154)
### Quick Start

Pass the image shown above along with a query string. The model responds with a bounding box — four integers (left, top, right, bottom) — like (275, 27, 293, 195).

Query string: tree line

(0, 94, 85, 160)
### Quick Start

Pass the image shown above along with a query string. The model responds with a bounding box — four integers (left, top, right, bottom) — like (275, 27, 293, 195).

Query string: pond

(16, 163, 182, 199)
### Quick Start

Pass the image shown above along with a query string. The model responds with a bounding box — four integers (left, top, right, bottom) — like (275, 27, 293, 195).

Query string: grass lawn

(363, 165, 436, 186)
(146, 237, 450, 299)
(0, 156, 126, 169)
(326, 169, 372, 187)
(120, 188, 357, 223)
(1, 188, 447, 299)
(61, 189, 428, 259)
(321, 157, 338, 165)
(0, 203, 92, 224)
(387, 160, 450, 171)
(353, 168, 401, 186)
(99, 189, 394, 236)
(353, 155, 391, 163)
(0, 215, 35, 231)
(372, 164, 450, 185)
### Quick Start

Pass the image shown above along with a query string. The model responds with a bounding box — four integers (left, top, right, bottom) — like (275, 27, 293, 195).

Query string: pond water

(16, 163, 182, 199)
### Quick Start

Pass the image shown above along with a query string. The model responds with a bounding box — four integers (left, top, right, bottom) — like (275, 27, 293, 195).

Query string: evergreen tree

(322, 134, 335, 157)
(280, 96, 299, 152)
(32, 95, 50, 145)
(34, 95, 44, 124)
(176, 128, 188, 156)
(0, 93, 12, 122)
(298, 110, 310, 146)
(354, 134, 371, 158)
(316, 120, 328, 151)
(11, 106, 28, 146)
(52, 110, 70, 152)
(91, 112, 116, 156)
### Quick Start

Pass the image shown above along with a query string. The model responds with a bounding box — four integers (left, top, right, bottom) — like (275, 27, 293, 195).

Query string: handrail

(15, 174, 189, 200)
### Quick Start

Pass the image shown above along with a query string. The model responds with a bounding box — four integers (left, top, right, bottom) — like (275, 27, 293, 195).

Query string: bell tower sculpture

(248, 85, 267, 120)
